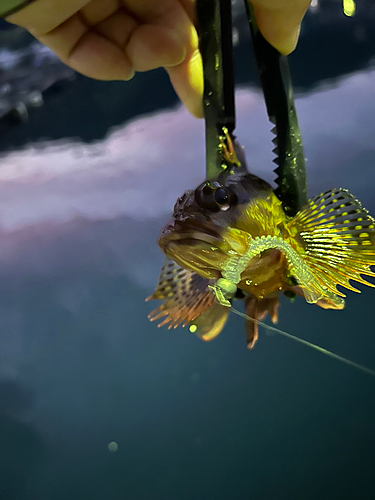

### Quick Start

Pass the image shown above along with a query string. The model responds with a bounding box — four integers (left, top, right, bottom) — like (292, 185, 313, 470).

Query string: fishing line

(229, 306, 375, 377)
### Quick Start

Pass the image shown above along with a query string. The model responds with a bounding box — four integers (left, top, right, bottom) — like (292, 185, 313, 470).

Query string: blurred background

(0, 1, 375, 499)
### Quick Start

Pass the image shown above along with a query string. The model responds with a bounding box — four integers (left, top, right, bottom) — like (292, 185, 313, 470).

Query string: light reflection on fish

(147, 139, 375, 349)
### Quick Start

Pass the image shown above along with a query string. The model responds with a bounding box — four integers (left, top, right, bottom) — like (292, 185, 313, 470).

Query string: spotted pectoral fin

(147, 258, 228, 341)
(288, 188, 375, 297)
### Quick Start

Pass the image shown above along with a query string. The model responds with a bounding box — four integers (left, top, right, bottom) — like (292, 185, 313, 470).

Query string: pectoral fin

(147, 258, 229, 341)
(287, 188, 375, 298)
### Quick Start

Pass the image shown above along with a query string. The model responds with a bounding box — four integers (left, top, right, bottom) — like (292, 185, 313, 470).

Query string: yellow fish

(148, 146, 375, 349)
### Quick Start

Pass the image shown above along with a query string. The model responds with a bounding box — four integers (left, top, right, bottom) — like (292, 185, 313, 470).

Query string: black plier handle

(196, 0, 307, 217)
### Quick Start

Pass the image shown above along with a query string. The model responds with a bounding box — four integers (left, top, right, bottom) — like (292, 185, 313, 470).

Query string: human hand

(7, 0, 203, 117)
(7, 0, 311, 118)
(251, 0, 312, 55)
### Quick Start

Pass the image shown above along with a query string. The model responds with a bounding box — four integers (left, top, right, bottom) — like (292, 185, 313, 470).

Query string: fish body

(160, 172, 289, 298)
(148, 153, 375, 348)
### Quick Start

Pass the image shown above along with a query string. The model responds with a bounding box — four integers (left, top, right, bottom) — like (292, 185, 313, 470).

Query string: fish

(147, 136, 375, 350)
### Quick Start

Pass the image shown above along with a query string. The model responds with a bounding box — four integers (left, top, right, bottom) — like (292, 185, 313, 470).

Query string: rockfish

(148, 155, 375, 349)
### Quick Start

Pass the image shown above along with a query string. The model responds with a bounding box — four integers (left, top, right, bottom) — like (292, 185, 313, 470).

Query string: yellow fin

(287, 188, 375, 297)
(188, 301, 229, 342)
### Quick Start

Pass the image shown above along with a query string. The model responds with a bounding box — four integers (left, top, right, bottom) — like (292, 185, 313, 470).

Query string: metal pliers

(196, 0, 307, 217)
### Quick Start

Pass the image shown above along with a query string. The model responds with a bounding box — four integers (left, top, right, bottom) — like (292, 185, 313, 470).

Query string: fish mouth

(159, 220, 223, 251)
(163, 230, 221, 246)
(158, 220, 227, 279)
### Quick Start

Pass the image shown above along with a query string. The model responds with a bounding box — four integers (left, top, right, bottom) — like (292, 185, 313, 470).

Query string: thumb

(251, 1, 311, 55)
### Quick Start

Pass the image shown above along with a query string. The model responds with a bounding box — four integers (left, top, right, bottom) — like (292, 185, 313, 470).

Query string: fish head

(159, 170, 275, 279)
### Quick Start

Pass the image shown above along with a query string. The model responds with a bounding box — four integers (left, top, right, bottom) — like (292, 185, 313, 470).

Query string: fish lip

(164, 231, 221, 245)
(159, 220, 223, 251)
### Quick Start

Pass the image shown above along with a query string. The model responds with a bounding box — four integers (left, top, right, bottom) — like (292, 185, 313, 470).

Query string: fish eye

(214, 188, 230, 209)
(194, 182, 235, 212)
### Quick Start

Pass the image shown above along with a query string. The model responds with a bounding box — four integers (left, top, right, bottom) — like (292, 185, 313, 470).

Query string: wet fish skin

(149, 168, 375, 348)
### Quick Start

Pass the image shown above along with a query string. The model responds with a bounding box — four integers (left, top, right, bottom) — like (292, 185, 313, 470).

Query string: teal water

(0, 5, 375, 500)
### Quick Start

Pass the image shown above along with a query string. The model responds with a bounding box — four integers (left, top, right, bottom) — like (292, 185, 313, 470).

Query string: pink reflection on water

(0, 70, 374, 231)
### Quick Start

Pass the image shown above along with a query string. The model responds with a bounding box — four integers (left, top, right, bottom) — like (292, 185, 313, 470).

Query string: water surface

(0, 7, 375, 500)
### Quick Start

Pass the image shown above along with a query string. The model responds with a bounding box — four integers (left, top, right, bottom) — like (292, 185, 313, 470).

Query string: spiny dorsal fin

(288, 188, 375, 297)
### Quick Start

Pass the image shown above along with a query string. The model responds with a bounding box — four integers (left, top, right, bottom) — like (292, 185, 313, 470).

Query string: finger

(165, 14, 203, 119)
(251, 0, 311, 55)
(39, 13, 135, 80)
(126, 24, 187, 72)
(178, 0, 196, 23)
(92, 11, 138, 50)
(167, 46, 203, 118)
(121, 0, 193, 50)
(6, 0, 89, 34)
(7, 0, 136, 80)
(80, 0, 118, 25)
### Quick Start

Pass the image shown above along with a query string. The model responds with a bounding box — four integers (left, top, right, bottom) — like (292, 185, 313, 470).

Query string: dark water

(0, 4, 375, 500)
